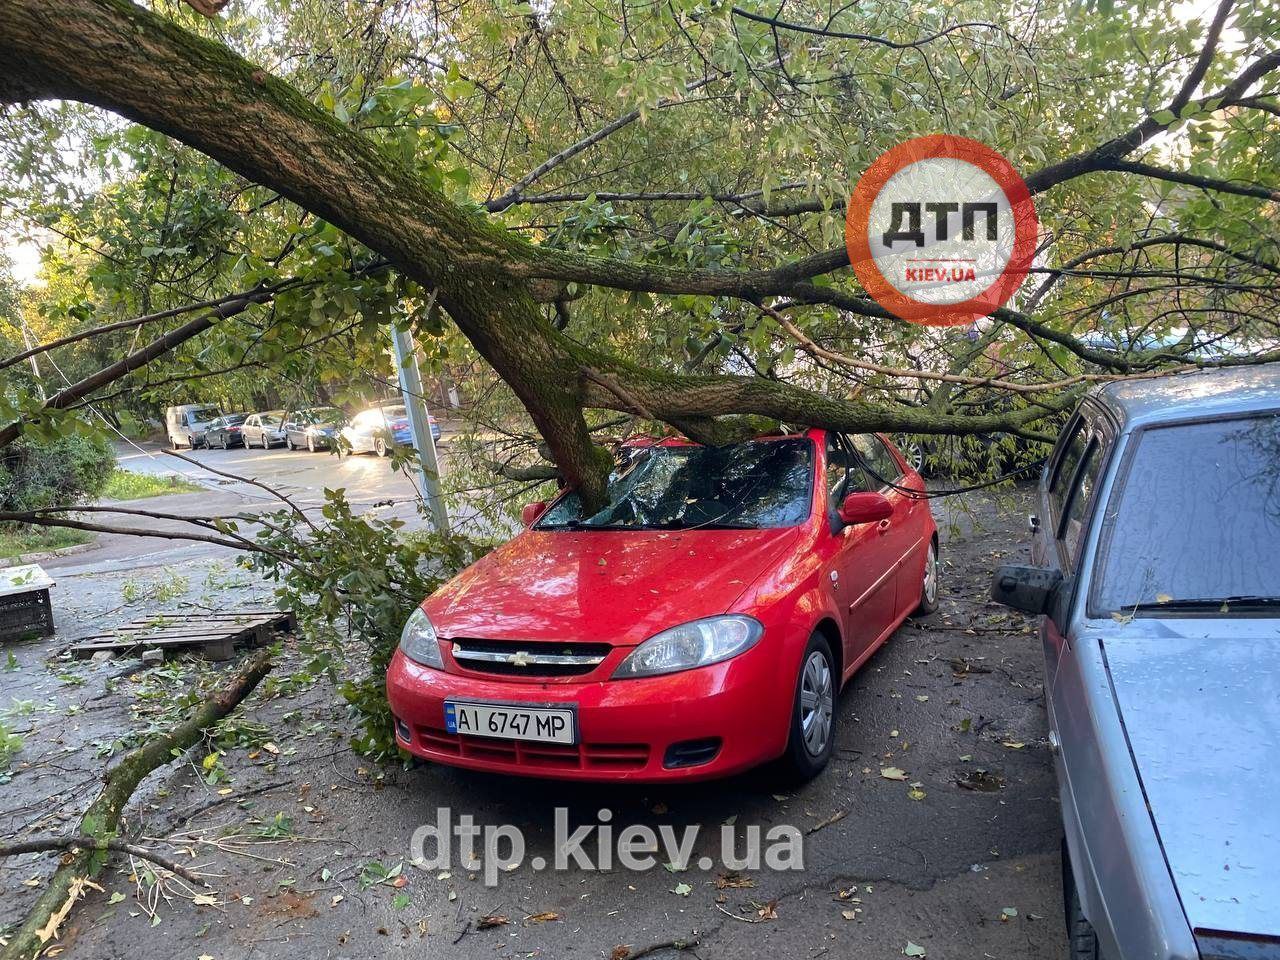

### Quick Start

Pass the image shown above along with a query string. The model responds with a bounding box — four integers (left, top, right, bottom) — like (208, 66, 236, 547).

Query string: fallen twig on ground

(0, 649, 273, 960)
(0, 836, 209, 885)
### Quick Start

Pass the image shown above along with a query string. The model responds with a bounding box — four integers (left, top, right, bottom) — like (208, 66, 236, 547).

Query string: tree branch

(0, 836, 210, 887)
(729, 7, 1003, 49)
(1099, 159, 1280, 202)
(0, 286, 278, 448)
(0, 279, 301, 374)
(485, 71, 732, 212)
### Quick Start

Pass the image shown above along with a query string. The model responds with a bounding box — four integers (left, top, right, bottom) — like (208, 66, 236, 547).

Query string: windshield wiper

(1130, 595, 1280, 611)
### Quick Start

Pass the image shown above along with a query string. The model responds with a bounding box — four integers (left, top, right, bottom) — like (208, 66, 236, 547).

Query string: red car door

(853, 434, 928, 621)
(823, 434, 899, 675)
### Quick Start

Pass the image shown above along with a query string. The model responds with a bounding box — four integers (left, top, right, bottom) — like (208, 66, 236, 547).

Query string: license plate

(444, 700, 576, 745)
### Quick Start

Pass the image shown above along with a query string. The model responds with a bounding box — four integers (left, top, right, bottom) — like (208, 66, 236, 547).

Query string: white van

(165, 404, 222, 449)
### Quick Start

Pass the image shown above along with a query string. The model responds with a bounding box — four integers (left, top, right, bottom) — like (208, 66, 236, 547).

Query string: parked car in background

(341, 403, 440, 456)
(388, 429, 938, 782)
(990, 364, 1280, 960)
(205, 413, 250, 449)
(283, 407, 346, 451)
(165, 404, 222, 449)
(241, 411, 287, 449)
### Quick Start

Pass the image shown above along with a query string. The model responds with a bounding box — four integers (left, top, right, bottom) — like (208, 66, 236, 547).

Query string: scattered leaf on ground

(904, 942, 927, 957)
(807, 809, 847, 833)
(477, 914, 510, 929)
(880, 767, 908, 781)
(672, 882, 692, 896)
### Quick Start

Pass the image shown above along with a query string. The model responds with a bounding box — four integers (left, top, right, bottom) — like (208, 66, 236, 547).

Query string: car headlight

(612, 615, 763, 679)
(399, 607, 443, 669)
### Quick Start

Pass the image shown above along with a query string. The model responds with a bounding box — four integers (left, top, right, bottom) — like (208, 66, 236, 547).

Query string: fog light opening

(663, 737, 722, 769)
(394, 716, 412, 742)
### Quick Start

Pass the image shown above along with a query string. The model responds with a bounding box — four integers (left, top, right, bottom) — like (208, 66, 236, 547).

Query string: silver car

(240, 410, 287, 449)
(992, 364, 1280, 960)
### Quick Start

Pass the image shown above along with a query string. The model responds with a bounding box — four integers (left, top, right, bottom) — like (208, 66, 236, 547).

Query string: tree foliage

(0, 0, 1276, 506)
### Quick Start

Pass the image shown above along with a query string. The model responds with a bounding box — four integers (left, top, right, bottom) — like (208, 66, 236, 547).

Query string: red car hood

(425, 527, 803, 646)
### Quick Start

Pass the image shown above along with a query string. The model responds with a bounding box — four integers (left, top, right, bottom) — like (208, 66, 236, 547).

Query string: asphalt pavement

(3, 468, 1067, 960)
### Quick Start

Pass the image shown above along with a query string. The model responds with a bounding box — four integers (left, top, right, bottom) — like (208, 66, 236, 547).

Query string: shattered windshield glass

(537, 438, 813, 531)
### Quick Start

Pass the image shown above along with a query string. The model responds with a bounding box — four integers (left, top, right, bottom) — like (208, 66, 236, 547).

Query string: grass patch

(0, 525, 95, 560)
(101, 468, 202, 501)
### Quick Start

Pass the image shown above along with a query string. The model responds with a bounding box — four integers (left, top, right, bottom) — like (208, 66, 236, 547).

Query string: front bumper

(386, 646, 791, 782)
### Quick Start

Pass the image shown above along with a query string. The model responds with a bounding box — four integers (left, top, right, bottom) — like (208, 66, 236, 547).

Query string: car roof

(1088, 362, 1280, 431)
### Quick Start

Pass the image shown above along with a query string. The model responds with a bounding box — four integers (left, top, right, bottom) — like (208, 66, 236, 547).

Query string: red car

(387, 429, 938, 782)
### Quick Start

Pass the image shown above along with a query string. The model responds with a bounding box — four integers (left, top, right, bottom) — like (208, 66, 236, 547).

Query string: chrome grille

(449, 639, 610, 677)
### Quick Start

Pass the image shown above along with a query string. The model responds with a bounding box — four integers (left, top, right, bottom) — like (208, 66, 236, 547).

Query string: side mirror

(838, 491, 894, 526)
(990, 564, 1063, 616)
(521, 501, 548, 527)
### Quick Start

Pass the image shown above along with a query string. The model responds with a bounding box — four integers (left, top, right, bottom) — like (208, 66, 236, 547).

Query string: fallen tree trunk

(0, 649, 274, 960)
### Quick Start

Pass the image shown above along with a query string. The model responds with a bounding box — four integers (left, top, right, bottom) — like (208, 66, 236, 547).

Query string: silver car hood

(1103, 622, 1280, 939)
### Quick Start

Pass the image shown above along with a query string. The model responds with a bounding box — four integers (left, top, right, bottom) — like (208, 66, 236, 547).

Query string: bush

(0, 433, 115, 514)
(245, 488, 489, 759)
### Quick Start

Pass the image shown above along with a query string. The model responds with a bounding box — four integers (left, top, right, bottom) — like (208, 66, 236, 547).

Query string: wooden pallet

(70, 609, 296, 661)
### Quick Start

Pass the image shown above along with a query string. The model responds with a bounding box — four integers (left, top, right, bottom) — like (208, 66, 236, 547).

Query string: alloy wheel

(799, 650, 834, 757)
(924, 542, 938, 606)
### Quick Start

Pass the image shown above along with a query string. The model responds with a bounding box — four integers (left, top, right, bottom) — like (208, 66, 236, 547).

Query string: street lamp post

(390, 323, 449, 534)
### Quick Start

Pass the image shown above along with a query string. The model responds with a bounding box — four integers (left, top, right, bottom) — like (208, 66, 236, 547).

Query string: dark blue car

(340, 403, 440, 456)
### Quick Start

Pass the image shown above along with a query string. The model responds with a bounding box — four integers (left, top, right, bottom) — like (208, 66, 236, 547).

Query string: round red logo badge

(845, 135, 1039, 326)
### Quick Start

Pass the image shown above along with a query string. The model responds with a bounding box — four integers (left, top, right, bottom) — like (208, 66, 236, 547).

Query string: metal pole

(390, 323, 449, 533)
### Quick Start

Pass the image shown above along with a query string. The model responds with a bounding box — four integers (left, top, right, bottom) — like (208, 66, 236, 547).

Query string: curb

(4, 538, 101, 566)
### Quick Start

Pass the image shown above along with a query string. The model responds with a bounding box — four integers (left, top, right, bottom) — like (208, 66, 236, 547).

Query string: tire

(1063, 839, 1102, 960)
(915, 539, 940, 615)
(219, 435, 228, 450)
(285, 435, 295, 450)
(778, 633, 837, 782)
(374, 437, 388, 457)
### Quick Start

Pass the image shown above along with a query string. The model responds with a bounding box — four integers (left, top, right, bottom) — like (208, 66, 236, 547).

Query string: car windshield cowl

(1127, 595, 1280, 613)
(539, 518, 763, 532)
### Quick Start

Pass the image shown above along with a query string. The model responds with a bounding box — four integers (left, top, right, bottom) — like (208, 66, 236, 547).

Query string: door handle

(877, 519, 891, 535)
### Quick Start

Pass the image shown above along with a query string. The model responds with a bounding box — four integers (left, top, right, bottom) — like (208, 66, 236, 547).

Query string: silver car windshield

(1092, 413, 1280, 613)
